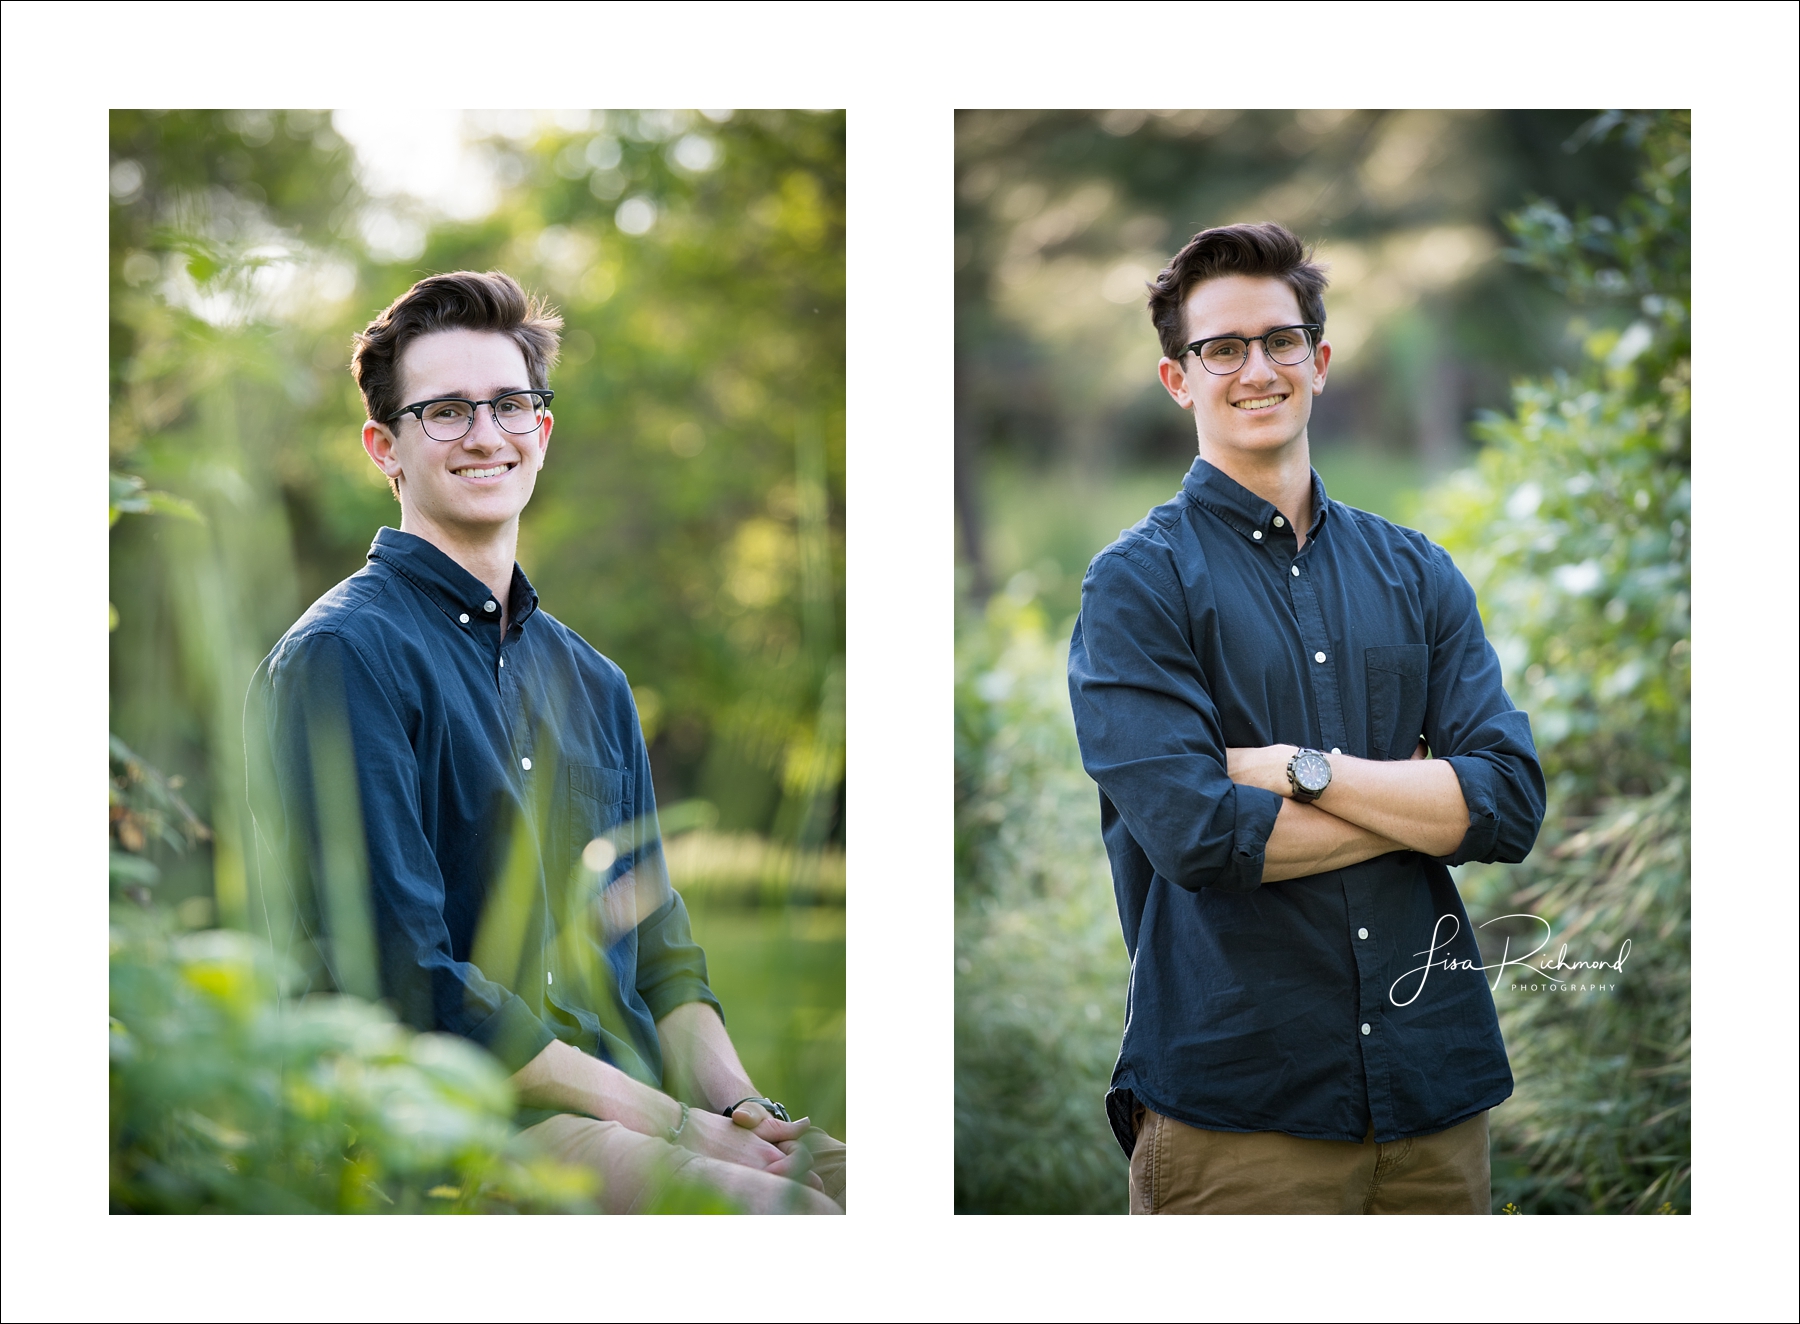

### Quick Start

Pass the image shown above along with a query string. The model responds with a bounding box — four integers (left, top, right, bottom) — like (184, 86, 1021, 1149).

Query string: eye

(1267, 331, 1301, 352)
(427, 401, 470, 422)
(496, 394, 528, 415)
(1205, 339, 1244, 359)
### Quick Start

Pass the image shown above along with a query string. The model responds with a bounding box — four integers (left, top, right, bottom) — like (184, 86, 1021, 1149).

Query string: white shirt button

(484, 600, 497, 612)
(459, 613, 470, 624)
(1314, 651, 1327, 663)
(1331, 747, 1341, 755)
(1291, 566, 1300, 577)
(520, 756, 533, 771)
(1358, 927, 1369, 940)
(1273, 515, 1285, 527)
(1361, 1022, 1371, 1035)
(1252, 530, 1263, 540)
(546, 971, 553, 985)
(499, 656, 505, 668)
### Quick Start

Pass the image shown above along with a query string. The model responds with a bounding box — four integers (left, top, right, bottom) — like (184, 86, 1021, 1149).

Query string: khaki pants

(521, 1113, 846, 1215)
(1128, 1107, 1489, 1215)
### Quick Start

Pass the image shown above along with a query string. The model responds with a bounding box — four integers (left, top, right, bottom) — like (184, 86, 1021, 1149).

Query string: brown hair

(351, 270, 563, 498)
(1145, 222, 1328, 361)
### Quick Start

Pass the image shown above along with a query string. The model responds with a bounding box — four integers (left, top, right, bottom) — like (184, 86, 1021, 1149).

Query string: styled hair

(1145, 222, 1328, 361)
(351, 270, 563, 497)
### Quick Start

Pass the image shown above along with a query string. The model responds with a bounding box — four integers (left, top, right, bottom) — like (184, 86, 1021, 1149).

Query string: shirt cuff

(1439, 755, 1499, 865)
(469, 992, 557, 1074)
(1226, 784, 1284, 892)
(640, 980, 725, 1027)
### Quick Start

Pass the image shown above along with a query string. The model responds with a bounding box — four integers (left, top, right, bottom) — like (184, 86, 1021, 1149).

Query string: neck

(1198, 432, 1316, 547)
(398, 504, 519, 630)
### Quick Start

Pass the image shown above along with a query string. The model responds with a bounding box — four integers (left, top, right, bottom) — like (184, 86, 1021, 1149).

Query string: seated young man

(252, 270, 843, 1214)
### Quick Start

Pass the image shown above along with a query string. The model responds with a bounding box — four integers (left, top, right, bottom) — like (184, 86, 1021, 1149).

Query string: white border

(2, 3, 1794, 1321)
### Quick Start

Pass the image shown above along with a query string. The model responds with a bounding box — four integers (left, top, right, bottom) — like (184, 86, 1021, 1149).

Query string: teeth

(1233, 396, 1285, 411)
(456, 465, 511, 478)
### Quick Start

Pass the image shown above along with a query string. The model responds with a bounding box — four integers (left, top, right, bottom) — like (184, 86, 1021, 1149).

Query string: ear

(363, 420, 404, 482)
(1310, 339, 1332, 395)
(535, 410, 553, 467)
(1158, 356, 1196, 410)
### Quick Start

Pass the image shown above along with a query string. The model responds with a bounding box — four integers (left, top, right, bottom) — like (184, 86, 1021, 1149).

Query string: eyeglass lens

(1196, 328, 1314, 375)
(419, 394, 547, 441)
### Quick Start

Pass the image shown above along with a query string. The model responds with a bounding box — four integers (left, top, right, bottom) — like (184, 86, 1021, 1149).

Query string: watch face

(1296, 751, 1331, 793)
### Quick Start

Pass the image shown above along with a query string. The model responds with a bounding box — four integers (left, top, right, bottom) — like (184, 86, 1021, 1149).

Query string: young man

(251, 271, 842, 1214)
(1067, 223, 1545, 1214)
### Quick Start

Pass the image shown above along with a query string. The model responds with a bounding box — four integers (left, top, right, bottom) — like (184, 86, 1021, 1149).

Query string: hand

(1410, 739, 1428, 760)
(1225, 743, 1300, 797)
(677, 1107, 790, 1173)
(730, 1100, 826, 1192)
(728, 1098, 812, 1144)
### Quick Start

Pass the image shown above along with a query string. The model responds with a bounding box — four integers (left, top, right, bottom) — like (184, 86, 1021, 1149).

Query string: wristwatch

(1286, 747, 1333, 802)
(723, 1095, 791, 1122)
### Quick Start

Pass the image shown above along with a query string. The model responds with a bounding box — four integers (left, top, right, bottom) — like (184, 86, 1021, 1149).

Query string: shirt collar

(367, 525, 540, 628)
(1181, 455, 1331, 544)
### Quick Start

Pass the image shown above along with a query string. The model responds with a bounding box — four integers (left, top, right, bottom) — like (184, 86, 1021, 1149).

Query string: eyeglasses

(1184, 324, 1321, 376)
(390, 390, 554, 442)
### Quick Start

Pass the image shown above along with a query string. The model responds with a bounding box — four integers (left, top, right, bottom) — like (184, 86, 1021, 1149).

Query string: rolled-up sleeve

(1069, 549, 1283, 893)
(263, 631, 555, 1072)
(1423, 546, 1547, 866)
(622, 708, 724, 1024)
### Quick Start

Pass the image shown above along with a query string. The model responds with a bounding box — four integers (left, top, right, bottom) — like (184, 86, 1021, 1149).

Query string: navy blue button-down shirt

(1068, 458, 1544, 1153)
(251, 527, 719, 1095)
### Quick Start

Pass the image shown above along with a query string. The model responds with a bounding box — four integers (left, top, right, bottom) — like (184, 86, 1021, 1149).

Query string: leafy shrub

(1418, 110, 1689, 1213)
(954, 593, 1128, 1214)
(110, 908, 598, 1214)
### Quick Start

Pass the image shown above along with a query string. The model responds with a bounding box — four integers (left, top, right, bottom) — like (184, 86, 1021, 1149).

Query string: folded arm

(1228, 741, 1470, 859)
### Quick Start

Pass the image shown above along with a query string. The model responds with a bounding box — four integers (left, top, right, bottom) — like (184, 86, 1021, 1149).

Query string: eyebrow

(411, 386, 534, 401)
(1189, 324, 1302, 342)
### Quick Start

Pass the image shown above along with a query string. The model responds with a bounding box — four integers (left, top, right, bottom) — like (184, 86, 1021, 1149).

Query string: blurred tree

(953, 109, 1645, 602)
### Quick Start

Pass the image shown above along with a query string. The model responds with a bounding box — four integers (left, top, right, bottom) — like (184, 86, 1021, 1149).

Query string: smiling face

(362, 328, 552, 544)
(1156, 274, 1331, 463)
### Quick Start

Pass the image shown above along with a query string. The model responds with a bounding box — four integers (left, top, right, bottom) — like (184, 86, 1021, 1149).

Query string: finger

(1411, 739, 1428, 760)
(754, 1116, 810, 1143)
(729, 1100, 767, 1128)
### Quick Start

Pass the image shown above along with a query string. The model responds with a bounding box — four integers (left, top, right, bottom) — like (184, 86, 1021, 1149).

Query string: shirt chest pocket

(1365, 644, 1429, 760)
(556, 764, 633, 881)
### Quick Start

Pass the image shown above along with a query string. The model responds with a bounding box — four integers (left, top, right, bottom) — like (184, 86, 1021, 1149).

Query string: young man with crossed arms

(1069, 223, 1543, 1214)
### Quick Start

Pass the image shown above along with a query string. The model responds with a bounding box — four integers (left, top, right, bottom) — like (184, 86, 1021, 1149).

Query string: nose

(462, 404, 508, 451)
(1238, 340, 1278, 384)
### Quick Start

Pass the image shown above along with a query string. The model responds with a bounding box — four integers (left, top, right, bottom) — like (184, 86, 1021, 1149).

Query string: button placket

(1287, 548, 1349, 753)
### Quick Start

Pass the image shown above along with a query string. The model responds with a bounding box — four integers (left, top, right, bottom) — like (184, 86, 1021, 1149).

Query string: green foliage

(1417, 110, 1690, 1213)
(110, 908, 598, 1214)
(954, 594, 1128, 1213)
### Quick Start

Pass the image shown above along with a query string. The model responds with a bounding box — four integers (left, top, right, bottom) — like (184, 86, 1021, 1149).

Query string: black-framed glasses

(390, 390, 554, 442)
(1184, 324, 1321, 376)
